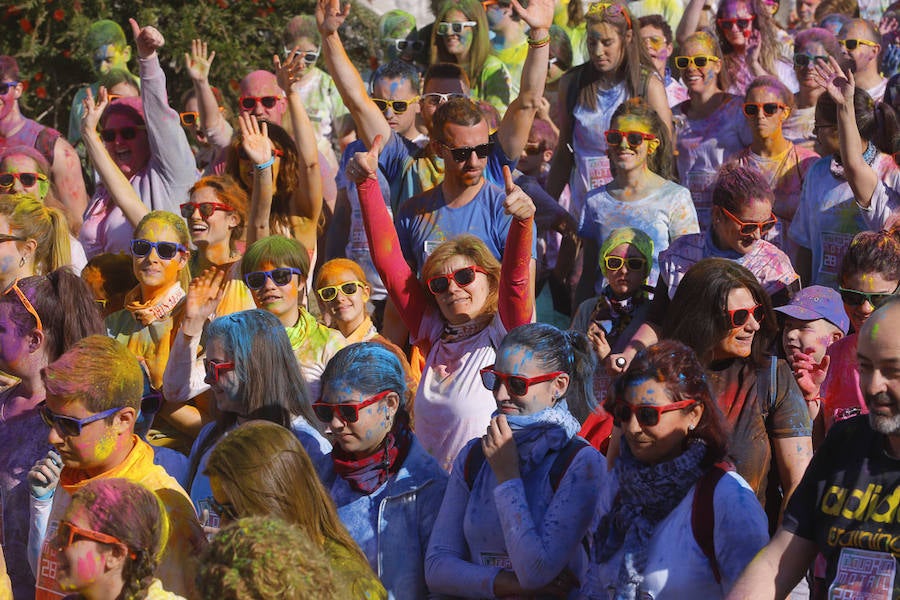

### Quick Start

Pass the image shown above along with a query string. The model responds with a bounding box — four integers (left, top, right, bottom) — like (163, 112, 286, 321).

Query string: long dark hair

(610, 98, 675, 180)
(815, 87, 900, 155)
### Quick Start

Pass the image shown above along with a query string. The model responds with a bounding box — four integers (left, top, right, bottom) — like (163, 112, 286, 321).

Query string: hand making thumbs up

(501, 165, 536, 222)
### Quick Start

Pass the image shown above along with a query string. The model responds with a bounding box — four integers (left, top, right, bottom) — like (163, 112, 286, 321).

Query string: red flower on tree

(19, 18, 33, 33)
(53, 9, 65, 21)
(35, 87, 47, 99)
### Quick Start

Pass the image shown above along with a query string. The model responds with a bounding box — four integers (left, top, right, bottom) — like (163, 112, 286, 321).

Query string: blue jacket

(325, 437, 449, 599)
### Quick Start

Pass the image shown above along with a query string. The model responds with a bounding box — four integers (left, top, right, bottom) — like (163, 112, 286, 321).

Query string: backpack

(691, 461, 736, 584)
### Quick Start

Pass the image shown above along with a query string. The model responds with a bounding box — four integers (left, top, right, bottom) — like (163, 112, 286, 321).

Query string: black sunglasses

(243, 267, 304, 290)
(838, 284, 899, 308)
(439, 141, 494, 162)
(130, 239, 186, 260)
(0, 81, 18, 95)
(743, 102, 786, 117)
(793, 53, 828, 68)
(239, 96, 279, 110)
(99, 126, 146, 143)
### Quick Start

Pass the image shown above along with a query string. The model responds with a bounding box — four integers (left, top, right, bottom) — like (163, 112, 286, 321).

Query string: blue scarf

(596, 439, 707, 600)
(501, 401, 581, 468)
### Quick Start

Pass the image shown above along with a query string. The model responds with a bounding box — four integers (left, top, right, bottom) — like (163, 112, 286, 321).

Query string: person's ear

(226, 212, 241, 231)
(552, 373, 570, 402)
(624, 29, 633, 45)
(103, 542, 129, 573)
(26, 328, 44, 354)
(122, 45, 132, 64)
(542, 148, 554, 163)
(687, 402, 704, 430)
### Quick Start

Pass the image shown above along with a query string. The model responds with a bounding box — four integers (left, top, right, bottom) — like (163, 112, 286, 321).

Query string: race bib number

(820, 231, 854, 278)
(828, 547, 896, 600)
(480, 552, 513, 570)
(585, 156, 612, 191)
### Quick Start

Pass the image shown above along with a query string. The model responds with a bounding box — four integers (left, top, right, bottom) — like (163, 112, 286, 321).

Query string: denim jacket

(326, 437, 450, 599)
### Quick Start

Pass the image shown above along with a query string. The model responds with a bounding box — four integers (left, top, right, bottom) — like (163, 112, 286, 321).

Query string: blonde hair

(133, 210, 191, 293)
(314, 258, 369, 290)
(420, 234, 500, 317)
(0, 193, 71, 274)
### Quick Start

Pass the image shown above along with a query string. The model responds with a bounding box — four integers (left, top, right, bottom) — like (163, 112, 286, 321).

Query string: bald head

(857, 298, 900, 437)
(239, 71, 286, 125)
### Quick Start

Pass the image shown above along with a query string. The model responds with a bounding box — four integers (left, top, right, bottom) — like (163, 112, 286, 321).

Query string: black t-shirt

(782, 415, 900, 596)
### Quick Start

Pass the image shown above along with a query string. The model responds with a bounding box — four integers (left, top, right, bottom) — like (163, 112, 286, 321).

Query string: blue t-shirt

(396, 181, 537, 273)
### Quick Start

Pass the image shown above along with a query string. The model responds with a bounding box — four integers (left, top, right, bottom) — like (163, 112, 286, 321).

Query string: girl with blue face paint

(426, 323, 606, 598)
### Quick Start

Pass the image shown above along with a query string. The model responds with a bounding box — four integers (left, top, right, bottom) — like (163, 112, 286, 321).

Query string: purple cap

(774, 285, 849, 334)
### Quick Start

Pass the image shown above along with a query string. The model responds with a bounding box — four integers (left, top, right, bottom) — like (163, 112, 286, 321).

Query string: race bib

(828, 547, 896, 600)
(820, 231, 854, 278)
(585, 156, 612, 191)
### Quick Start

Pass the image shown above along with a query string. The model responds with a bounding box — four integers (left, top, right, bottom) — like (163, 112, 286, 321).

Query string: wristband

(255, 156, 276, 170)
(804, 395, 822, 404)
(528, 34, 551, 48)
(33, 488, 55, 501)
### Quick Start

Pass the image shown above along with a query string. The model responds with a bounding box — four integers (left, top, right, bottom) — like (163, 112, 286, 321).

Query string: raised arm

(241, 114, 276, 245)
(676, 0, 706, 46)
(49, 135, 88, 235)
(275, 51, 324, 252)
(496, 0, 554, 159)
(316, 0, 391, 148)
(184, 39, 232, 150)
(499, 166, 535, 329)
(81, 87, 149, 227)
(352, 137, 428, 335)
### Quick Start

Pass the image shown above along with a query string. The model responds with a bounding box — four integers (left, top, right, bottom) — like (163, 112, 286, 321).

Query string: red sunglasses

(54, 521, 136, 559)
(726, 303, 765, 328)
(312, 389, 393, 423)
(480, 366, 565, 397)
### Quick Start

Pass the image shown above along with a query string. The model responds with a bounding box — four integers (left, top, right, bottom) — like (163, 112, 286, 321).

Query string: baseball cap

(774, 285, 849, 334)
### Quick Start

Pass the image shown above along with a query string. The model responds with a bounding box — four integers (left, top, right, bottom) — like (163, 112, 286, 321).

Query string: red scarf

(331, 411, 413, 494)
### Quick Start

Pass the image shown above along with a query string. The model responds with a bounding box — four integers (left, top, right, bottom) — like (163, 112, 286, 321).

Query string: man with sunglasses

(317, 0, 554, 209)
(839, 20, 886, 101)
(27, 336, 204, 599)
(0, 56, 89, 234)
(728, 298, 900, 600)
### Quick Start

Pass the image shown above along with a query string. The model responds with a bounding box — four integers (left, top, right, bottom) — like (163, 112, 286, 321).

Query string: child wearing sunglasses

(53, 479, 185, 600)
(79, 20, 197, 261)
(817, 229, 900, 437)
(314, 258, 379, 343)
(592, 340, 768, 599)
(26, 336, 205, 598)
(427, 323, 603, 598)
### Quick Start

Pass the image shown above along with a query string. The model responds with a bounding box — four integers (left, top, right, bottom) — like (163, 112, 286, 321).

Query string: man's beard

(867, 392, 900, 435)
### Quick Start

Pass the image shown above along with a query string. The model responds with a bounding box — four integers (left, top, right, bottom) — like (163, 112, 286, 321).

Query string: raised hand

(347, 134, 382, 184)
(129, 18, 165, 60)
(811, 55, 855, 107)
(28, 450, 62, 499)
(238, 113, 274, 167)
(788, 348, 830, 399)
(502, 165, 536, 221)
(747, 30, 762, 70)
(482, 415, 521, 483)
(274, 48, 309, 93)
(184, 38, 216, 83)
(587, 321, 611, 361)
(316, 0, 350, 36)
(81, 86, 109, 137)
(511, 0, 555, 32)
(183, 268, 228, 332)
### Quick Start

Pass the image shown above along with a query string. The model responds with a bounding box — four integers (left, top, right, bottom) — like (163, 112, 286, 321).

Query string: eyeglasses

(205, 496, 238, 521)
(4, 279, 43, 332)
(237, 147, 283, 162)
(743, 102, 787, 117)
(436, 21, 477, 36)
(243, 267, 304, 290)
(585, 3, 632, 28)
(317, 280, 366, 302)
(793, 53, 829, 68)
(840, 38, 878, 50)
(0, 81, 18, 95)
(719, 206, 778, 236)
(524, 142, 543, 155)
(54, 521, 135, 558)
(0, 234, 25, 244)
(604, 130, 656, 147)
(239, 95, 281, 111)
(180, 201, 234, 219)
(838, 283, 899, 308)
(716, 16, 755, 30)
(130, 239, 187, 260)
(674, 55, 720, 69)
(439, 141, 494, 162)
(426, 265, 488, 294)
(284, 48, 320, 64)
(386, 38, 425, 52)
(0, 172, 47, 189)
(642, 35, 667, 51)
(726, 303, 765, 328)
(312, 389, 393, 423)
(604, 255, 647, 271)
(99, 126, 146, 143)
(106, 94, 123, 102)
(421, 92, 468, 106)
(480, 366, 566, 397)
(612, 399, 697, 427)
(372, 97, 419, 114)
(203, 359, 235, 384)
(39, 402, 122, 437)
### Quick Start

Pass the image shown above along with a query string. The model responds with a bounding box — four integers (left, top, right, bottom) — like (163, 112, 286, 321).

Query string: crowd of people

(0, 0, 899, 597)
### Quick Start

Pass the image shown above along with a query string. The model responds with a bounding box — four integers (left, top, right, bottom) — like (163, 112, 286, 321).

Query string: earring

(18, 256, 25, 268)
(688, 423, 696, 432)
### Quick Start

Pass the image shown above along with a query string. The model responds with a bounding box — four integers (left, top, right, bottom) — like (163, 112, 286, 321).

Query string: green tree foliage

(1, 0, 379, 132)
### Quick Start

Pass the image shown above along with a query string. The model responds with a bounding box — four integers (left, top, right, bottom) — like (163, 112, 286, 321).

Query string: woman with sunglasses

(186, 309, 330, 519)
(430, 0, 513, 114)
(783, 28, 845, 150)
(355, 140, 534, 471)
(661, 258, 812, 520)
(575, 98, 696, 307)
(815, 229, 900, 440)
(204, 421, 386, 598)
(314, 258, 377, 343)
(734, 76, 820, 257)
(54, 478, 185, 600)
(790, 56, 900, 288)
(672, 31, 752, 230)
(426, 323, 603, 598)
(316, 342, 446, 598)
(547, 1, 671, 220)
(240, 235, 344, 399)
(106, 211, 200, 451)
(0, 269, 104, 597)
(0, 193, 72, 293)
(591, 340, 768, 599)
(79, 20, 197, 260)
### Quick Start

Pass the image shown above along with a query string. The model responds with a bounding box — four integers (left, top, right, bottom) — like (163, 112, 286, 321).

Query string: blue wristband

(33, 488, 55, 501)
(254, 156, 276, 170)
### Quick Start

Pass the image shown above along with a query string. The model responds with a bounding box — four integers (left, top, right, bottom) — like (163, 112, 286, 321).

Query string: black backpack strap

(549, 437, 591, 491)
(691, 461, 734, 584)
(463, 442, 487, 491)
(756, 355, 777, 417)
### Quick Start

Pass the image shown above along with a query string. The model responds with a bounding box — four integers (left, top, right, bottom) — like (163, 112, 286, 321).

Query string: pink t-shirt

(820, 333, 867, 431)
